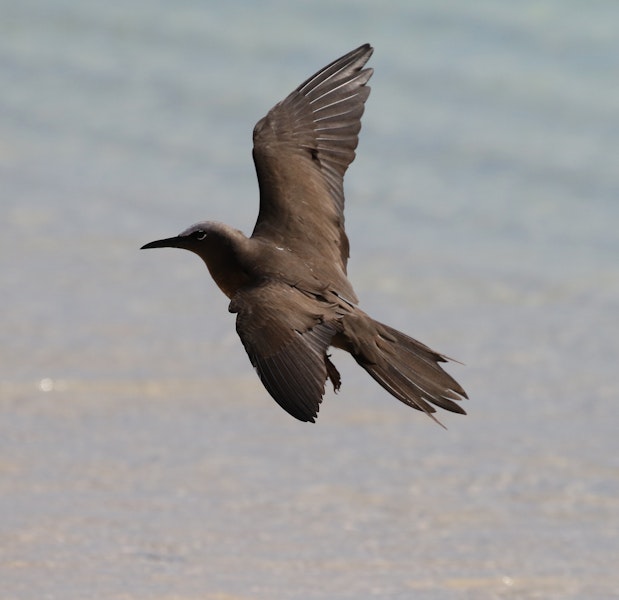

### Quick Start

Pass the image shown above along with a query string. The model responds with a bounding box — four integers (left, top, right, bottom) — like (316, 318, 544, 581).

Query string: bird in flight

(142, 44, 467, 424)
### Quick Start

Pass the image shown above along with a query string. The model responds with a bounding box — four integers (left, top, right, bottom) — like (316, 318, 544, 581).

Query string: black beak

(141, 236, 183, 250)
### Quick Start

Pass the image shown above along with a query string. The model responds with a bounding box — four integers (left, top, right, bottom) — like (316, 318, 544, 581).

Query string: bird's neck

(198, 227, 253, 299)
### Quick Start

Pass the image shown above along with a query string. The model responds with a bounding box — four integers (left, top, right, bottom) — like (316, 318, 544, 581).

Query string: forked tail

(341, 313, 468, 425)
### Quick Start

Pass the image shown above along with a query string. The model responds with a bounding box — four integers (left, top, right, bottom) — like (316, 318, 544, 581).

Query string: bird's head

(141, 221, 218, 254)
(141, 221, 251, 298)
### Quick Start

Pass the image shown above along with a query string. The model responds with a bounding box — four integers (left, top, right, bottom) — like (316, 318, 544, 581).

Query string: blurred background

(1, 1, 618, 598)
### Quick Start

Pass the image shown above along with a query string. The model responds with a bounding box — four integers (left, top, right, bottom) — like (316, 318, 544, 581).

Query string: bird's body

(142, 44, 468, 423)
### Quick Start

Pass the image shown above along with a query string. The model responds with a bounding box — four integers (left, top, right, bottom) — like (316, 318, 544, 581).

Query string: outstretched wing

(251, 44, 373, 292)
(229, 283, 342, 422)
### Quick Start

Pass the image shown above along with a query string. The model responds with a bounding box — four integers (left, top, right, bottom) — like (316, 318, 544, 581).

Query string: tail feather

(343, 314, 467, 423)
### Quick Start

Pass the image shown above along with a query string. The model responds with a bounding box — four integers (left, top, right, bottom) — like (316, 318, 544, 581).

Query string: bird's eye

(194, 230, 207, 240)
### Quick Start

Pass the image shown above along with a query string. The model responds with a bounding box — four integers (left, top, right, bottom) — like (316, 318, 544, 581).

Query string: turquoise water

(1, 1, 618, 598)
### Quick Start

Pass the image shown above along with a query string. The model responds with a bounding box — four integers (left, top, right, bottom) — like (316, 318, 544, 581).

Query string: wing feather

(251, 44, 373, 292)
(230, 283, 341, 422)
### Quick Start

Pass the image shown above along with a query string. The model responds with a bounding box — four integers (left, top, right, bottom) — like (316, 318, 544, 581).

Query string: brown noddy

(142, 44, 468, 424)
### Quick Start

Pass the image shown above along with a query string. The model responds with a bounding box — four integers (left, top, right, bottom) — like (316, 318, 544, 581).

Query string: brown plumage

(142, 44, 468, 424)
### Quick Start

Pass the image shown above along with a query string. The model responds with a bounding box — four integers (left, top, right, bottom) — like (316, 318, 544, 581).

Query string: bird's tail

(340, 312, 467, 425)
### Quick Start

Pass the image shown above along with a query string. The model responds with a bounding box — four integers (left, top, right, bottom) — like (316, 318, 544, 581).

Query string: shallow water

(1, 1, 618, 598)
